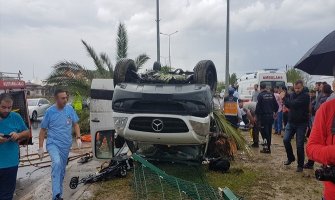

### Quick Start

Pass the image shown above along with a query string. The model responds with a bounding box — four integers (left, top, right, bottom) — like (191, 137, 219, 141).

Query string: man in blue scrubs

(0, 93, 30, 200)
(38, 89, 81, 200)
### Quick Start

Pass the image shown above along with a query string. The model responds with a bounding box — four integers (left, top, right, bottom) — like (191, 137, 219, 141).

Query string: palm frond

(54, 61, 94, 79)
(52, 60, 86, 71)
(134, 53, 150, 71)
(81, 40, 108, 77)
(47, 60, 93, 96)
(100, 52, 114, 77)
(116, 23, 128, 61)
(213, 110, 252, 157)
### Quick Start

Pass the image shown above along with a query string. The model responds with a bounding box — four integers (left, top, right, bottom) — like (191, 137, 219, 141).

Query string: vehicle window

(41, 99, 49, 104)
(260, 81, 285, 90)
(27, 99, 38, 106)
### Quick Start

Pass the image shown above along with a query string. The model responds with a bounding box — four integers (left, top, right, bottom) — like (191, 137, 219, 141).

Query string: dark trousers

(283, 122, 307, 168)
(0, 166, 18, 200)
(252, 122, 260, 144)
(283, 112, 288, 127)
(225, 115, 239, 128)
(260, 121, 273, 149)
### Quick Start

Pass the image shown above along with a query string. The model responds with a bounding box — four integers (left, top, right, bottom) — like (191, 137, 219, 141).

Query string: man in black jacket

(255, 83, 279, 153)
(283, 80, 310, 172)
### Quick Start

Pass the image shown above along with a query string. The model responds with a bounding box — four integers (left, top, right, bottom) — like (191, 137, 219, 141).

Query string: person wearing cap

(223, 87, 240, 128)
(255, 83, 279, 153)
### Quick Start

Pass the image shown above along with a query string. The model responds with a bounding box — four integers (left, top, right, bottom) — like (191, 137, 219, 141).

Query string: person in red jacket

(306, 98, 335, 200)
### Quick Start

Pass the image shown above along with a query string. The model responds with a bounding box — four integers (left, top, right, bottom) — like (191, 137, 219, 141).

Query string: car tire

(32, 111, 37, 121)
(113, 58, 138, 86)
(193, 60, 218, 93)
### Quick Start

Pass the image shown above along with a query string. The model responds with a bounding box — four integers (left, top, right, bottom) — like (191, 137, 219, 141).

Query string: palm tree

(46, 23, 150, 96)
(286, 67, 303, 84)
(117, 23, 150, 71)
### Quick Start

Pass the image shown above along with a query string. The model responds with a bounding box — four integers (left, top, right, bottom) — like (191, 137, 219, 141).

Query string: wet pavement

(14, 118, 100, 200)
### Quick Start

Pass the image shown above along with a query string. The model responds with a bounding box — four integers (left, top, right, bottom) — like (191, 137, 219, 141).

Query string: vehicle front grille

(130, 102, 186, 114)
(129, 117, 189, 133)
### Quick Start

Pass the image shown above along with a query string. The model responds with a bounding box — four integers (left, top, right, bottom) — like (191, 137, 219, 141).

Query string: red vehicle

(0, 71, 32, 145)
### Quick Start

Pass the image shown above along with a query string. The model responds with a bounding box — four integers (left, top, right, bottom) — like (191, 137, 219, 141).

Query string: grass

(91, 175, 134, 200)
(90, 161, 258, 200)
(205, 163, 258, 197)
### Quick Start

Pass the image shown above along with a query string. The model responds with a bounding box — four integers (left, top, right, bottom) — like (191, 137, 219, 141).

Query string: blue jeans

(283, 122, 307, 168)
(0, 166, 18, 200)
(275, 111, 283, 133)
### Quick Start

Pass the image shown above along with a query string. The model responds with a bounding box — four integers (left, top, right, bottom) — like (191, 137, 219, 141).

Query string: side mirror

(38, 103, 42, 107)
(95, 130, 115, 159)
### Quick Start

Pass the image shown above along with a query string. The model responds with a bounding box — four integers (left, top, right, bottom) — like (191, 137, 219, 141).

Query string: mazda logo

(151, 119, 164, 132)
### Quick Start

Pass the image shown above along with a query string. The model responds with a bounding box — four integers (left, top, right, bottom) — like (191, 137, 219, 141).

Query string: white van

(90, 79, 115, 159)
(318, 76, 334, 85)
(237, 69, 287, 102)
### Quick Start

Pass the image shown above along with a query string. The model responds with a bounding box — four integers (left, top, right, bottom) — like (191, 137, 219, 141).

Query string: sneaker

(296, 167, 303, 172)
(260, 149, 271, 154)
(54, 194, 63, 200)
(303, 163, 314, 169)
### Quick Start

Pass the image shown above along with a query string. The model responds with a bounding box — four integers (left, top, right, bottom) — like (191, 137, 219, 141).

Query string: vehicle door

(90, 79, 116, 160)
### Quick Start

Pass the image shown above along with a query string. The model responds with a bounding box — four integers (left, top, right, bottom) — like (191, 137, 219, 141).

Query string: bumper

(113, 112, 210, 145)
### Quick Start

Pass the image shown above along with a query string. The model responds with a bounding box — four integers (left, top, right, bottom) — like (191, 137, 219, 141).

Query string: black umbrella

(294, 30, 335, 76)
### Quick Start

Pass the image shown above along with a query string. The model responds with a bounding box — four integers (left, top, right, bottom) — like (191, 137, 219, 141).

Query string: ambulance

(237, 69, 287, 102)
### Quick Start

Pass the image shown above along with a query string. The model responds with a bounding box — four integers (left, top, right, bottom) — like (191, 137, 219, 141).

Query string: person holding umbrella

(295, 30, 335, 199)
(306, 99, 335, 200)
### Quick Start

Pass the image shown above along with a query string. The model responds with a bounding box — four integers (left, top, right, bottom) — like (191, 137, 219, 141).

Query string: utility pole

(225, 0, 230, 95)
(160, 31, 178, 70)
(156, 0, 160, 63)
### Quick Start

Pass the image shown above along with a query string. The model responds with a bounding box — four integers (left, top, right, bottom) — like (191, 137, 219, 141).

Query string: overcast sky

(0, 0, 334, 82)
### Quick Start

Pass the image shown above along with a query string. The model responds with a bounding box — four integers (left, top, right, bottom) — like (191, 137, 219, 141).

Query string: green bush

(77, 108, 90, 134)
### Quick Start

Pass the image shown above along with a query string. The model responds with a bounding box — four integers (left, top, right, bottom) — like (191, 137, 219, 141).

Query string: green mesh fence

(132, 154, 226, 200)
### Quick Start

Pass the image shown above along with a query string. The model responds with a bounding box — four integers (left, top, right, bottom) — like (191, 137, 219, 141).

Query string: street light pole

(225, 0, 230, 95)
(156, 0, 160, 63)
(168, 36, 171, 67)
(160, 31, 178, 70)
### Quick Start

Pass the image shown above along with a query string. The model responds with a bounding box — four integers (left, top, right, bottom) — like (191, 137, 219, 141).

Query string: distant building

(26, 81, 45, 96)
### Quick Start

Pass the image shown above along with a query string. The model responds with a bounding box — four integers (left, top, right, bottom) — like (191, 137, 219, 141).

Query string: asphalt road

(14, 119, 98, 200)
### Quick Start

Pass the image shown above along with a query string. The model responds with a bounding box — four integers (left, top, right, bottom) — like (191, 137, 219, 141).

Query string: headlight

(190, 120, 210, 136)
(113, 117, 128, 131)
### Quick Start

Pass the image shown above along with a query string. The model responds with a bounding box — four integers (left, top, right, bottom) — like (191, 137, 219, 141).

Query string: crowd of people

(1, 80, 334, 200)
(223, 78, 335, 199)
